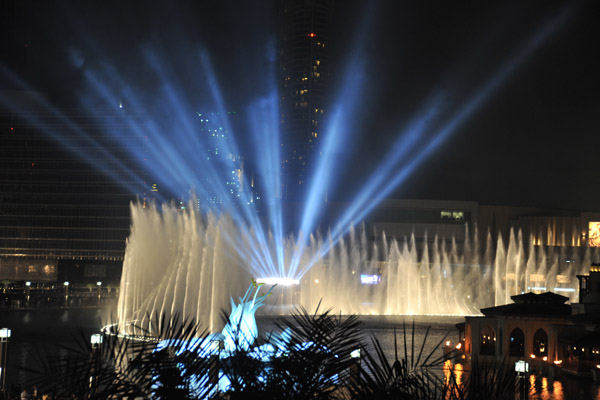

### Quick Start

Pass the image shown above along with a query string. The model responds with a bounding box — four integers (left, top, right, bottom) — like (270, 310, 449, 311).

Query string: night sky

(2, 0, 599, 211)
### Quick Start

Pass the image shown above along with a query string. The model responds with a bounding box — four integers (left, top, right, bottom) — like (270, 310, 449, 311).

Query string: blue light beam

(298, 3, 576, 278)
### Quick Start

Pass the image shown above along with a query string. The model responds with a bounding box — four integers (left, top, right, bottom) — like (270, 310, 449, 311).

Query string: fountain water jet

(118, 202, 596, 332)
(117, 202, 252, 333)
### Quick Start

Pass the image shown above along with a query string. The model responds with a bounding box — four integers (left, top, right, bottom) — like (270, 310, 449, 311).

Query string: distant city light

(308, 32, 316, 37)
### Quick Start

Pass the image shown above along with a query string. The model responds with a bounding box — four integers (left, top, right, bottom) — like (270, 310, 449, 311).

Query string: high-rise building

(278, 0, 334, 200)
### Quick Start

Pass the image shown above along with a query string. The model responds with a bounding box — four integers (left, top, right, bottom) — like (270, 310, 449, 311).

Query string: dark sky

(2, 0, 599, 211)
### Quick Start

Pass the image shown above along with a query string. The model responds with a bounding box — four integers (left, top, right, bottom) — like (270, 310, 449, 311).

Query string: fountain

(118, 201, 597, 333)
(117, 202, 252, 333)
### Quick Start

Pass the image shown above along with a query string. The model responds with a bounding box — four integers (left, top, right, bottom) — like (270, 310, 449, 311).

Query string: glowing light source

(589, 222, 600, 247)
(90, 333, 103, 346)
(515, 360, 529, 373)
(360, 274, 380, 285)
(530, 354, 536, 359)
(308, 32, 317, 37)
(255, 278, 299, 286)
(554, 360, 562, 365)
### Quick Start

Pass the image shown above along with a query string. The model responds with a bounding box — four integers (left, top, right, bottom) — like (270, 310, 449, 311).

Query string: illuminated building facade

(356, 199, 600, 252)
(278, 0, 334, 199)
(0, 105, 142, 283)
(361, 199, 479, 249)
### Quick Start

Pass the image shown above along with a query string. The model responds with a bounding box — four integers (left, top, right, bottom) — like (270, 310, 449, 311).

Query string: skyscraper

(278, 0, 334, 200)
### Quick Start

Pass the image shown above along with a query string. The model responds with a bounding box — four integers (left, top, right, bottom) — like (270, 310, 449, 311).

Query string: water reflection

(529, 374, 537, 398)
(540, 377, 550, 400)
(59, 310, 69, 323)
(552, 379, 563, 400)
(443, 361, 600, 400)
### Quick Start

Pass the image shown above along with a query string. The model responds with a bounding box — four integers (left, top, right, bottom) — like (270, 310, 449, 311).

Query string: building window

(509, 328, 525, 357)
(533, 329, 548, 357)
(441, 210, 465, 221)
(480, 326, 496, 356)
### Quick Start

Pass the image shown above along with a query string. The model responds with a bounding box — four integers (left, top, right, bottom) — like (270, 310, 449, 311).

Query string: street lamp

(515, 360, 530, 400)
(90, 333, 103, 349)
(63, 281, 69, 306)
(25, 282, 31, 305)
(89, 333, 103, 389)
(96, 282, 102, 304)
(0, 328, 11, 395)
(350, 348, 361, 385)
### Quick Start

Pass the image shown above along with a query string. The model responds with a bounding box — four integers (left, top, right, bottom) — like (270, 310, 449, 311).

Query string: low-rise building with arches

(458, 264, 600, 378)
(464, 292, 572, 366)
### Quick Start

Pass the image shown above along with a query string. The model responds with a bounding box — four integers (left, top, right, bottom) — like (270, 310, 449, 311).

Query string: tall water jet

(118, 202, 598, 332)
(117, 203, 252, 333)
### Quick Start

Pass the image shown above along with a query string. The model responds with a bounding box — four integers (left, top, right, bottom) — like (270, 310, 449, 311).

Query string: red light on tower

(308, 32, 316, 38)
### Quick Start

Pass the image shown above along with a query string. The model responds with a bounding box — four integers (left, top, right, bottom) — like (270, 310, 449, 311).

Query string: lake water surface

(0, 308, 597, 399)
